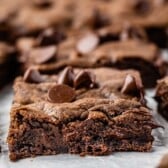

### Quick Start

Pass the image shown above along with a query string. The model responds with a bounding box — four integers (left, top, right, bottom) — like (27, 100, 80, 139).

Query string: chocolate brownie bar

(156, 76, 168, 120)
(16, 28, 166, 88)
(0, 0, 167, 47)
(0, 42, 17, 88)
(7, 67, 158, 161)
(109, 0, 168, 48)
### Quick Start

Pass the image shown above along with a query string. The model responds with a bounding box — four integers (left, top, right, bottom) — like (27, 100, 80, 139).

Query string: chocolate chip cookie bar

(17, 28, 166, 88)
(156, 77, 168, 120)
(0, 42, 17, 88)
(7, 67, 158, 161)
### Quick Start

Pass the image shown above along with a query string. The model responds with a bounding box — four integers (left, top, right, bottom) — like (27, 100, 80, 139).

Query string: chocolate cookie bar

(7, 67, 158, 161)
(0, 42, 17, 88)
(156, 77, 168, 120)
(17, 28, 166, 88)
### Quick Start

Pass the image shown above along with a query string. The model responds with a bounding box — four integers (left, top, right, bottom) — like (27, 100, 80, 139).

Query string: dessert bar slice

(0, 0, 167, 47)
(17, 29, 166, 88)
(7, 67, 158, 161)
(156, 77, 168, 120)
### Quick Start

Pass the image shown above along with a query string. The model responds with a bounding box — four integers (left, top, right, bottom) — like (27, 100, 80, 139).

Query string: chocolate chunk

(134, 0, 150, 15)
(74, 71, 96, 89)
(23, 68, 44, 83)
(38, 28, 66, 46)
(48, 84, 76, 103)
(157, 154, 168, 168)
(120, 25, 147, 41)
(58, 67, 74, 86)
(30, 46, 57, 64)
(77, 33, 99, 54)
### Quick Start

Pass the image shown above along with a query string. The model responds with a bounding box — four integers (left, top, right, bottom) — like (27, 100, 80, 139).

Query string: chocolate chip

(121, 75, 146, 105)
(74, 71, 96, 89)
(33, 0, 52, 8)
(30, 45, 57, 64)
(58, 67, 74, 86)
(134, 0, 150, 15)
(77, 33, 99, 54)
(121, 75, 139, 94)
(38, 28, 66, 46)
(120, 25, 147, 41)
(48, 84, 76, 103)
(23, 68, 44, 83)
(93, 9, 110, 29)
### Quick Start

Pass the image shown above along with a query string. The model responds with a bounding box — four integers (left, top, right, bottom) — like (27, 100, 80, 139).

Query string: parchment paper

(0, 50, 168, 168)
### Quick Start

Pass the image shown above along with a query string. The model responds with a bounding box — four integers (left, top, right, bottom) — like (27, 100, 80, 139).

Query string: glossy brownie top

(16, 27, 160, 74)
(11, 67, 159, 128)
(13, 67, 144, 105)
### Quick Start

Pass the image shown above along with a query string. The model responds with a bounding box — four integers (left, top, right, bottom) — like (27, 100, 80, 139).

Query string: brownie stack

(0, 0, 167, 161)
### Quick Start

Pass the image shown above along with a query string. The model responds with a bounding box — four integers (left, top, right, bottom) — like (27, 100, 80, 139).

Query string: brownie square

(156, 77, 168, 120)
(7, 67, 158, 161)
(0, 0, 168, 47)
(16, 27, 166, 88)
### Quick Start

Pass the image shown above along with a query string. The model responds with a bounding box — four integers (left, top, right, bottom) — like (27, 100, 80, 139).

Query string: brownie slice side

(8, 99, 157, 161)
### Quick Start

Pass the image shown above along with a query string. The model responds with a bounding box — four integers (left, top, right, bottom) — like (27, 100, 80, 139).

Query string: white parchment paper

(0, 50, 168, 168)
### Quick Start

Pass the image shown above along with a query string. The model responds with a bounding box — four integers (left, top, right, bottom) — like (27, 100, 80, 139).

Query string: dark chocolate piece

(74, 70, 96, 89)
(58, 66, 74, 86)
(29, 46, 57, 64)
(121, 75, 139, 94)
(77, 33, 99, 54)
(48, 84, 76, 103)
(23, 68, 44, 83)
